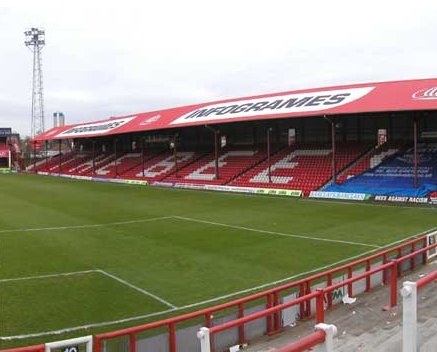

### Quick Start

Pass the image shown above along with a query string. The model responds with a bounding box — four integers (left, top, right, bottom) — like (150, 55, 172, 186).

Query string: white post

(314, 323, 337, 352)
(8, 150, 11, 169)
(197, 327, 211, 352)
(401, 281, 418, 352)
(45, 335, 93, 352)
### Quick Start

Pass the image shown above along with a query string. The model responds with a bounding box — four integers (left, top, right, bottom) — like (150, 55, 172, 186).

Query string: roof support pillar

(114, 138, 118, 177)
(142, 136, 146, 178)
(324, 116, 337, 184)
(267, 127, 272, 183)
(413, 114, 418, 189)
(58, 139, 62, 175)
(173, 134, 179, 178)
(205, 125, 220, 180)
(33, 141, 37, 172)
(45, 140, 48, 171)
(92, 139, 96, 175)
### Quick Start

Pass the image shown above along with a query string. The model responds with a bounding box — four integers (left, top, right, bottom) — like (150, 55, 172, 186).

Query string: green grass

(0, 173, 436, 348)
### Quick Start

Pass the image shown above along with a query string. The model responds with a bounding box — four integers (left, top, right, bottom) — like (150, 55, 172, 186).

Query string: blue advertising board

(0, 128, 12, 136)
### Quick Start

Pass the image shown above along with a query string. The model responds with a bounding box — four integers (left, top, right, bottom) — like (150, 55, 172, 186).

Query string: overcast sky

(1, 0, 437, 137)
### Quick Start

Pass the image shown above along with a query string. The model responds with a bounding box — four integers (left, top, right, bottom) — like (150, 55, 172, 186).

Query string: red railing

(0, 345, 44, 352)
(93, 235, 429, 352)
(275, 330, 326, 352)
(416, 270, 437, 289)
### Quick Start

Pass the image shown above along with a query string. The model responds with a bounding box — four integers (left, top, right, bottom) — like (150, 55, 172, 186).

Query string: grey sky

(1, 0, 437, 137)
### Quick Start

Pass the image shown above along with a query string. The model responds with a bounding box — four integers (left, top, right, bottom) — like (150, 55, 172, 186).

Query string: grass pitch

(0, 174, 436, 348)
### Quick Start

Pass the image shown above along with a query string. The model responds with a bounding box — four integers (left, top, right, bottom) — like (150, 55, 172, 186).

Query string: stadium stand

(94, 152, 142, 177)
(326, 143, 437, 196)
(164, 148, 267, 185)
(121, 150, 201, 181)
(231, 144, 370, 195)
(337, 144, 400, 183)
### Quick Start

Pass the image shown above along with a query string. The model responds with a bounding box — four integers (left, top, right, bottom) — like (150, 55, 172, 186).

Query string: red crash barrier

(0, 345, 45, 352)
(93, 235, 429, 352)
(275, 330, 326, 352)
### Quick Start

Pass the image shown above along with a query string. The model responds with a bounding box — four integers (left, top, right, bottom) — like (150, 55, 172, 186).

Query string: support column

(45, 141, 48, 172)
(214, 130, 219, 180)
(197, 327, 211, 352)
(205, 125, 220, 180)
(92, 140, 96, 175)
(401, 281, 418, 352)
(114, 138, 118, 177)
(142, 136, 146, 178)
(33, 141, 37, 172)
(331, 119, 337, 184)
(324, 116, 337, 184)
(173, 134, 179, 178)
(58, 139, 62, 175)
(413, 115, 418, 188)
(267, 127, 272, 183)
(315, 323, 338, 352)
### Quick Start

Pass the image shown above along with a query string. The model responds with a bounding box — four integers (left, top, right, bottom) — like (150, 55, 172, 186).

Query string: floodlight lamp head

(24, 28, 45, 46)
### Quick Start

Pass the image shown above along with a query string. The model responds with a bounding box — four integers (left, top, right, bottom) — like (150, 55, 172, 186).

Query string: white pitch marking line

(172, 215, 381, 248)
(0, 269, 177, 310)
(0, 216, 172, 234)
(0, 270, 100, 284)
(1, 227, 434, 341)
(97, 269, 177, 309)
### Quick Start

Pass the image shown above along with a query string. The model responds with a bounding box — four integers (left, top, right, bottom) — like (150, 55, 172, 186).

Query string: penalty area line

(2, 226, 434, 341)
(0, 270, 100, 283)
(0, 269, 177, 310)
(172, 215, 381, 248)
(97, 269, 177, 309)
(0, 216, 172, 234)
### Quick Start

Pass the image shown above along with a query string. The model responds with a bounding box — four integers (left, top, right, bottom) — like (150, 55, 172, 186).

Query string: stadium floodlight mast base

(25, 27, 46, 138)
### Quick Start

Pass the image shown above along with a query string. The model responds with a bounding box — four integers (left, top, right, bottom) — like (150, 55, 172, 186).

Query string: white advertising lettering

(56, 117, 135, 138)
(170, 87, 374, 125)
(412, 87, 437, 100)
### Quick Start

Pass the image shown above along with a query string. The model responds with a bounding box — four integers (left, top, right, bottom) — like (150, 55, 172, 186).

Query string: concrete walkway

(243, 261, 437, 352)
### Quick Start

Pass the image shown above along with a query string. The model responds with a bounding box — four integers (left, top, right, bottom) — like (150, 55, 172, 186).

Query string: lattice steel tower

(25, 28, 46, 137)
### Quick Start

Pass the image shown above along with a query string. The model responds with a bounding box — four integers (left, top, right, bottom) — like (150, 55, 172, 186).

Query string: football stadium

(2, 78, 437, 351)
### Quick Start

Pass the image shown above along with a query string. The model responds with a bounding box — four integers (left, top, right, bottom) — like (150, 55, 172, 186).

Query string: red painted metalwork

(266, 294, 274, 334)
(315, 289, 325, 324)
(33, 78, 437, 142)
(382, 253, 388, 285)
(365, 260, 371, 292)
(347, 266, 353, 297)
(129, 333, 136, 352)
(209, 291, 322, 335)
(389, 261, 398, 308)
(0, 345, 45, 352)
(238, 302, 246, 345)
(4, 235, 432, 352)
(91, 235, 428, 352)
(274, 330, 326, 352)
(413, 116, 418, 189)
(416, 270, 437, 289)
(169, 323, 176, 352)
(299, 283, 305, 318)
(326, 273, 333, 308)
(324, 261, 395, 308)
(411, 242, 416, 271)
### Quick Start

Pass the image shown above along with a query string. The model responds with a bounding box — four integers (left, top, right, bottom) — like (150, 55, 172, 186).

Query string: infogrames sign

(170, 87, 374, 125)
(56, 117, 135, 138)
